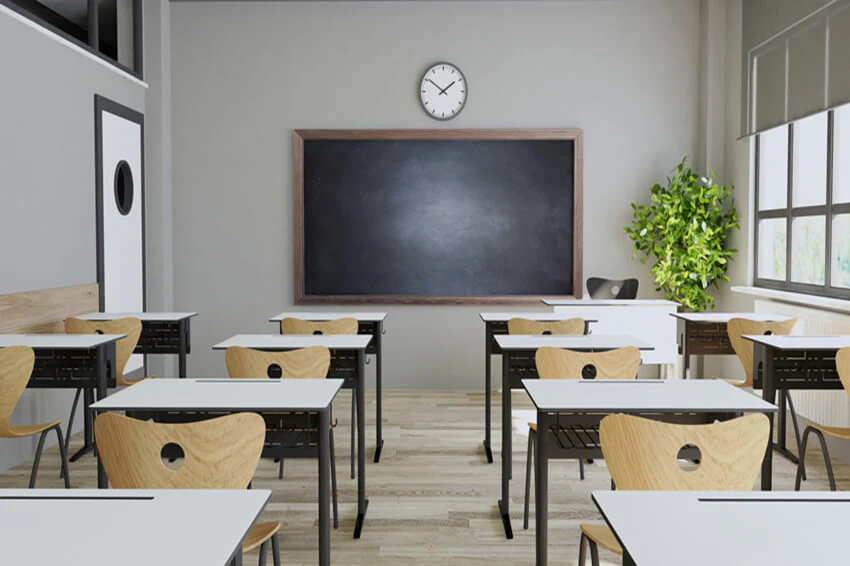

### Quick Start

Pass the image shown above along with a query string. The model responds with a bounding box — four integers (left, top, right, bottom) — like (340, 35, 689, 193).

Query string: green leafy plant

(624, 157, 739, 312)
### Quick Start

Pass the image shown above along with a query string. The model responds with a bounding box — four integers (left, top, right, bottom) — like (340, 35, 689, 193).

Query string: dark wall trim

(0, 0, 144, 79)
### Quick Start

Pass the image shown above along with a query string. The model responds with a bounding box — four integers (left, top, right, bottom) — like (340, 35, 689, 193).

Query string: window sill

(731, 286, 850, 315)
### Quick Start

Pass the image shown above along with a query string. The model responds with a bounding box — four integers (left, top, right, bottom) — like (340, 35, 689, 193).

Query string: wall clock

(419, 62, 467, 120)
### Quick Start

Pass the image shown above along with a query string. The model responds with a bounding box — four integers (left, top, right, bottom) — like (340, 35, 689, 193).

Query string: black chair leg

(278, 457, 284, 480)
(589, 539, 600, 566)
(271, 533, 281, 566)
(29, 429, 51, 488)
(257, 540, 267, 566)
(578, 532, 588, 566)
(579, 459, 585, 480)
(797, 426, 836, 491)
(53, 425, 71, 488)
(350, 387, 356, 480)
(523, 429, 535, 530)
(330, 427, 339, 529)
(62, 387, 82, 476)
(785, 391, 805, 480)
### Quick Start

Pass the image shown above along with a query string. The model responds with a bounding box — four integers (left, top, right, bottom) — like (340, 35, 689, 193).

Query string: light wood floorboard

(2, 390, 847, 565)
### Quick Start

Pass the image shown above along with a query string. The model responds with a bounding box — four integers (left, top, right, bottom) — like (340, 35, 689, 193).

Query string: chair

(94, 412, 280, 566)
(63, 317, 152, 460)
(0, 346, 71, 488)
(522, 347, 641, 529)
(225, 345, 339, 528)
(578, 413, 770, 565)
(280, 317, 358, 481)
(586, 277, 639, 300)
(725, 317, 803, 476)
(507, 317, 585, 336)
(795, 347, 850, 491)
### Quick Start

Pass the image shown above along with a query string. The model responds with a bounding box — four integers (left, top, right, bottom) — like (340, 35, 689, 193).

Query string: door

(95, 95, 145, 374)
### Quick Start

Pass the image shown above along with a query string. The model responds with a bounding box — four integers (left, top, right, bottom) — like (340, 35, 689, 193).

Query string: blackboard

(294, 130, 583, 304)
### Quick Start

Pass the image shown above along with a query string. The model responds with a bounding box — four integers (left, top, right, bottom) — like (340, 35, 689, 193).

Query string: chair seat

(580, 523, 622, 555)
(117, 375, 154, 388)
(242, 521, 280, 553)
(810, 423, 850, 440)
(0, 421, 60, 439)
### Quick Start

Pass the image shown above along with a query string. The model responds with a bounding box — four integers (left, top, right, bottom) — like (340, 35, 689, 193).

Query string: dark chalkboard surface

(294, 130, 583, 304)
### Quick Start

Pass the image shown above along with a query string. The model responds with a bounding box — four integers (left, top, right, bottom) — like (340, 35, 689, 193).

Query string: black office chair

(586, 277, 639, 300)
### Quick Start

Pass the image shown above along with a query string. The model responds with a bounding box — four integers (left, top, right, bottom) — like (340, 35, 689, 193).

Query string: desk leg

(484, 323, 493, 463)
(373, 322, 384, 463)
(229, 546, 243, 566)
(758, 344, 774, 491)
(95, 409, 108, 488)
(178, 319, 189, 378)
(498, 352, 513, 539)
(353, 350, 369, 539)
(535, 410, 549, 566)
(318, 409, 331, 566)
(681, 329, 689, 380)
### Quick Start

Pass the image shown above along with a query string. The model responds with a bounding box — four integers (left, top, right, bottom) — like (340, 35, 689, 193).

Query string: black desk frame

(134, 317, 192, 378)
(25, 343, 117, 461)
(752, 341, 844, 483)
(483, 320, 593, 463)
(676, 318, 736, 379)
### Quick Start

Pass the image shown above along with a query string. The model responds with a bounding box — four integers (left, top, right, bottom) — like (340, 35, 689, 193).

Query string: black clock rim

(419, 61, 468, 121)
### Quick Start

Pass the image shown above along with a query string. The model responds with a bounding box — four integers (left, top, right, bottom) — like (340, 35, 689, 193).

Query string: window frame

(0, 0, 143, 80)
(754, 109, 850, 299)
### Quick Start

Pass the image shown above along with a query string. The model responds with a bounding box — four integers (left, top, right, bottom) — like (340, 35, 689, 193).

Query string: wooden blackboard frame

(293, 129, 583, 305)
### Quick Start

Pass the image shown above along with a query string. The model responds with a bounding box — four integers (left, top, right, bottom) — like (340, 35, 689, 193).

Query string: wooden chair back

(64, 317, 142, 379)
(225, 346, 331, 379)
(508, 317, 584, 336)
(0, 346, 35, 435)
(535, 347, 641, 380)
(727, 317, 798, 386)
(600, 413, 770, 491)
(94, 412, 266, 489)
(280, 317, 358, 335)
(837, 348, 850, 396)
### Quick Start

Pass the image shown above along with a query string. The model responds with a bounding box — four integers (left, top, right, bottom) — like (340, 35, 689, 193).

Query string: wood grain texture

(0, 346, 60, 438)
(600, 413, 770, 491)
(225, 346, 331, 379)
(535, 347, 641, 380)
(94, 412, 266, 489)
(64, 317, 146, 386)
(0, 284, 98, 334)
(726, 317, 799, 386)
(280, 317, 358, 336)
(507, 317, 585, 336)
(5, 390, 849, 565)
(292, 129, 583, 305)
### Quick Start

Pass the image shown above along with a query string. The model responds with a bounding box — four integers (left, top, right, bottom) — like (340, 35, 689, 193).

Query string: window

(3, 0, 142, 78)
(754, 105, 850, 298)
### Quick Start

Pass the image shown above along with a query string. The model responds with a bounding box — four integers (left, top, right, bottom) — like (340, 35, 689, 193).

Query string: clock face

(419, 62, 467, 120)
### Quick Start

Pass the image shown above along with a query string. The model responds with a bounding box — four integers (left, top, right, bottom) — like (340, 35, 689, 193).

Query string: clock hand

(439, 81, 456, 95)
(426, 78, 445, 92)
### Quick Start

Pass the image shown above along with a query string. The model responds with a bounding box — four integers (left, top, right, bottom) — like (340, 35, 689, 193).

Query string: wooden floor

(3, 390, 848, 565)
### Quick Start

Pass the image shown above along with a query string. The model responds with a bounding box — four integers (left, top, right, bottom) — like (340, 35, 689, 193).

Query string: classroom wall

(170, 0, 702, 388)
(0, 5, 146, 472)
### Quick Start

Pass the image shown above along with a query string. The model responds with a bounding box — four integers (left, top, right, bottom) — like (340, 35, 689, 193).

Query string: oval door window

(114, 160, 134, 216)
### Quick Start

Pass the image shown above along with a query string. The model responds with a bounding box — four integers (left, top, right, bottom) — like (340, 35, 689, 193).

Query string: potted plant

(624, 157, 739, 312)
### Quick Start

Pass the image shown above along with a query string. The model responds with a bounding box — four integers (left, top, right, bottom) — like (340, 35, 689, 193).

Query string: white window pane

(833, 215, 850, 289)
(758, 126, 788, 210)
(791, 216, 826, 284)
(792, 113, 828, 207)
(834, 104, 850, 204)
(758, 218, 787, 280)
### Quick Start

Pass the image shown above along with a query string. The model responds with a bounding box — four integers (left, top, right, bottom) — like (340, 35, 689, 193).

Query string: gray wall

(0, 5, 146, 471)
(170, 0, 701, 388)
